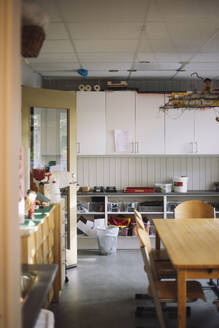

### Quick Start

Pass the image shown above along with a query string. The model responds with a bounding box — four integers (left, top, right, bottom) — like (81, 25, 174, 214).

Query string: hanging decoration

(160, 78, 219, 110)
(21, 1, 49, 57)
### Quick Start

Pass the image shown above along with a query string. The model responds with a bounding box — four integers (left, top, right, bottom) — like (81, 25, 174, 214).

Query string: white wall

(21, 59, 41, 88)
(77, 156, 219, 191)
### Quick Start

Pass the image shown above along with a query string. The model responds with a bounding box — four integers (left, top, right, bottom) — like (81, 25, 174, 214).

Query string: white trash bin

(97, 227, 119, 255)
(34, 309, 55, 328)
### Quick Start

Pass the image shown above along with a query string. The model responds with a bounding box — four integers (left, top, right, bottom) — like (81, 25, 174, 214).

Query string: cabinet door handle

(131, 142, 134, 153)
(191, 142, 195, 153)
(195, 141, 198, 153)
(77, 142, 80, 154)
(136, 142, 139, 153)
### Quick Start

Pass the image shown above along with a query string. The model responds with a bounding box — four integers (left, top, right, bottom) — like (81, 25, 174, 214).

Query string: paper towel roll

(85, 84, 92, 91)
(78, 84, 85, 91)
(93, 84, 101, 91)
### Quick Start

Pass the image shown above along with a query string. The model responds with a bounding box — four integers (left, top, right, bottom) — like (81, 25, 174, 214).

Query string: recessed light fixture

(127, 69, 137, 72)
(108, 69, 119, 72)
(139, 61, 151, 64)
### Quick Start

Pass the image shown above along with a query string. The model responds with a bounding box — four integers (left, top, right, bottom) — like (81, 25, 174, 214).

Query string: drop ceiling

(25, 0, 219, 80)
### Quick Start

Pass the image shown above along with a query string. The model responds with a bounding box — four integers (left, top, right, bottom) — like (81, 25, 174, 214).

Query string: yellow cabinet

(20, 201, 65, 303)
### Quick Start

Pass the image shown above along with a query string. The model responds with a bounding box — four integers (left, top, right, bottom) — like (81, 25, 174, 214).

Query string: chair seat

(152, 249, 169, 261)
(148, 280, 206, 302)
(155, 261, 176, 279)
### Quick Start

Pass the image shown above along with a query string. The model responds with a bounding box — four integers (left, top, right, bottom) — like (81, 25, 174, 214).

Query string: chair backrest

(134, 210, 158, 280)
(137, 228, 167, 328)
(174, 200, 215, 219)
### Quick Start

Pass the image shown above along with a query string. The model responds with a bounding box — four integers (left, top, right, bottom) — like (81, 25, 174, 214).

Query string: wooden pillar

(0, 0, 21, 327)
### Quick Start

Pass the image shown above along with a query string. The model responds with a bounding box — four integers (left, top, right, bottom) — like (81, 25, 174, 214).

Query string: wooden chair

(137, 227, 206, 328)
(134, 210, 176, 280)
(134, 210, 169, 262)
(174, 200, 215, 219)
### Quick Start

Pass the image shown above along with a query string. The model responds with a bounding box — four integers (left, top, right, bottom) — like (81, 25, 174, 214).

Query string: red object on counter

(28, 207, 35, 219)
(124, 187, 155, 193)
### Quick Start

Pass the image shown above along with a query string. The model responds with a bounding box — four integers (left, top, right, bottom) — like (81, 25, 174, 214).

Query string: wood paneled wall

(77, 156, 219, 190)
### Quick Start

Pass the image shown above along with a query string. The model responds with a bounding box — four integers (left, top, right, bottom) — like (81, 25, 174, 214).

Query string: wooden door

(22, 87, 77, 266)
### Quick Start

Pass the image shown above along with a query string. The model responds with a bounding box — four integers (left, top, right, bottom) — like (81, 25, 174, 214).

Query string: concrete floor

(51, 250, 219, 328)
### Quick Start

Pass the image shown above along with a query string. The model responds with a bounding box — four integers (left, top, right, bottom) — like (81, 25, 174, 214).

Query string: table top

(153, 219, 219, 269)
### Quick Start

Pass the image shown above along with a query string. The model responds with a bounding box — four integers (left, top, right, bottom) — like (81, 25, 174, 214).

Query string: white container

(155, 183, 172, 193)
(173, 177, 188, 193)
(50, 180, 61, 203)
(161, 184, 172, 193)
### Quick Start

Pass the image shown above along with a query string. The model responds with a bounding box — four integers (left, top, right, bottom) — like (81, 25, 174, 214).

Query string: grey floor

(50, 250, 219, 328)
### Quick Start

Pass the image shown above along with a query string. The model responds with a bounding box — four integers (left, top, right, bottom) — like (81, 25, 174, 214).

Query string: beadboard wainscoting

(77, 156, 219, 190)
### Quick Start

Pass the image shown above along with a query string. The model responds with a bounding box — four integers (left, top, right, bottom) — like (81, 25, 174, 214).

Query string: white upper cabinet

(195, 109, 219, 154)
(105, 92, 136, 154)
(136, 93, 165, 154)
(76, 92, 106, 155)
(165, 109, 195, 154)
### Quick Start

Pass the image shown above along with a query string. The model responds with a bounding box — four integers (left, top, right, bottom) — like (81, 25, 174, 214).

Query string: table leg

(177, 269, 187, 328)
(155, 230, 160, 250)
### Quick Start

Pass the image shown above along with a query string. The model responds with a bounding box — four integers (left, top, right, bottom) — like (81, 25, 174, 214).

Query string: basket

(77, 202, 90, 213)
(22, 25, 45, 57)
(123, 202, 138, 212)
(108, 202, 122, 212)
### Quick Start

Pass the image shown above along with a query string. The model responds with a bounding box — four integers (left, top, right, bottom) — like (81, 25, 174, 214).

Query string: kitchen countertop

(20, 205, 54, 236)
(22, 263, 58, 328)
(77, 190, 219, 197)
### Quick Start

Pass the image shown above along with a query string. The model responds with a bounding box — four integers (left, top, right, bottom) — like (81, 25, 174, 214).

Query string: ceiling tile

(40, 40, 74, 53)
(84, 63, 132, 70)
(30, 62, 79, 72)
(74, 40, 138, 52)
(130, 71, 174, 78)
(27, 53, 78, 64)
(58, 0, 151, 23)
(144, 22, 169, 40)
(46, 23, 69, 40)
(190, 53, 219, 62)
(86, 70, 129, 78)
(155, 53, 192, 63)
(140, 39, 176, 53)
(67, 22, 141, 40)
(134, 63, 180, 71)
(36, 0, 62, 22)
(78, 52, 134, 63)
(185, 63, 219, 71)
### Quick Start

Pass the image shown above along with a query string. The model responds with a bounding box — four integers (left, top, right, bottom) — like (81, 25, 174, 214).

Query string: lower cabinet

(21, 201, 65, 303)
(77, 191, 219, 249)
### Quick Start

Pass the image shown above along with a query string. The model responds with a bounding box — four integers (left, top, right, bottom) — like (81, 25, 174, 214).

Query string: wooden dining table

(153, 218, 219, 328)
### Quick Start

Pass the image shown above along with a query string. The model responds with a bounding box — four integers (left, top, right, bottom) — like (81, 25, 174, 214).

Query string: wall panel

(77, 156, 219, 190)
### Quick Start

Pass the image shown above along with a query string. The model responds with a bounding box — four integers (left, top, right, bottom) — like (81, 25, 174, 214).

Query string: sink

(21, 271, 38, 300)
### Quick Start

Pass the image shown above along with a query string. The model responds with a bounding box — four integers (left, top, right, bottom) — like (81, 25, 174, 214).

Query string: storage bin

(77, 202, 90, 213)
(90, 202, 105, 212)
(138, 206, 163, 212)
(107, 202, 122, 212)
(119, 227, 129, 236)
(123, 202, 138, 212)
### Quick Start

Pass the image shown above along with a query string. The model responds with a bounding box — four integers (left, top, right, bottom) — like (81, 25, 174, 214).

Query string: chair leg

(135, 293, 152, 300)
(150, 291, 166, 328)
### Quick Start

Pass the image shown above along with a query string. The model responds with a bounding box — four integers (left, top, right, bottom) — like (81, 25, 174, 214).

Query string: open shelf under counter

(77, 212, 105, 215)
(107, 211, 164, 215)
